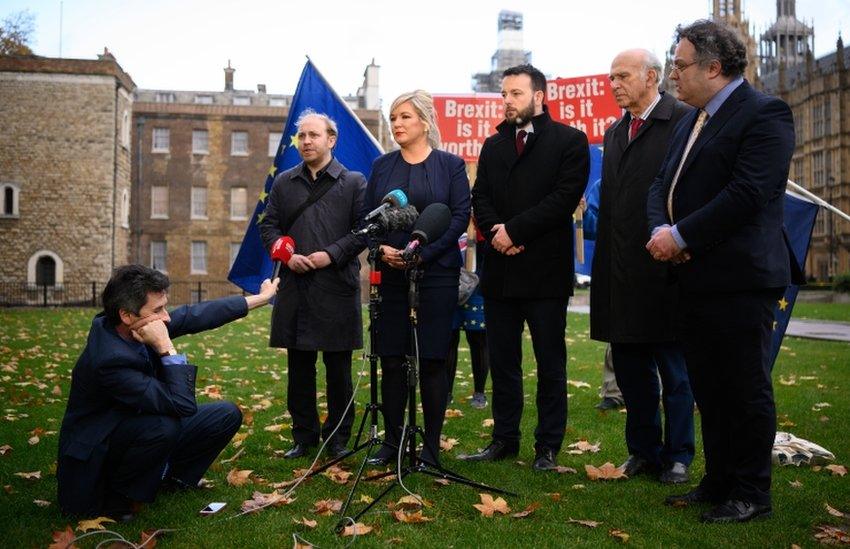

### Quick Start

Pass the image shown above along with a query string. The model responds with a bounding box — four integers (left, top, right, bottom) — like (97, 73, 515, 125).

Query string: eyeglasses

(670, 60, 699, 75)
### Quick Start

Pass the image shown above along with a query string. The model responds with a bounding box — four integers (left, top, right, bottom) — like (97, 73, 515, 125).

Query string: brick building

(131, 61, 388, 299)
(0, 51, 135, 301)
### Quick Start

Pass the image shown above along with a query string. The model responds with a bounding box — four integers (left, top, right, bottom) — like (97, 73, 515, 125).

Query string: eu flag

(228, 60, 383, 293)
(768, 190, 820, 369)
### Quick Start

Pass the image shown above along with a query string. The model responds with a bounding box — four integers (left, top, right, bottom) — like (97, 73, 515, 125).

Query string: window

(191, 187, 208, 219)
(152, 128, 170, 153)
(27, 250, 64, 287)
(794, 112, 803, 146)
(1, 183, 20, 218)
(230, 242, 241, 269)
(269, 97, 287, 107)
(121, 189, 130, 228)
(812, 100, 825, 139)
(824, 95, 832, 135)
(151, 241, 167, 272)
(195, 95, 213, 104)
(268, 132, 282, 157)
(151, 186, 168, 218)
(192, 130, 209, 154)
(230, 187, 247, 219)
(233, 96, 250, 106)
(121, 110, 130, 148)
(793, 158, 804, 187)
(191, 241, 208, 274)
(813, 151, 825, 188)
(36, 256, 56, 287)
(231, 131, 248, 155)
(155, 92, 175, 103)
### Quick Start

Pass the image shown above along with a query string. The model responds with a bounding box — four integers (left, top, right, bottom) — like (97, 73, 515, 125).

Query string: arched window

(1, 183, 20, 217)
(27, 250, 64, 288)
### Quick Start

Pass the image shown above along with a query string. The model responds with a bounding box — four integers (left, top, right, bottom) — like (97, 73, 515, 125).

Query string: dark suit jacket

(472, 106, 589, 299)
(591, 93, 692, 343)
(57, 296, 248, 515)
(647, 81, 802, 293)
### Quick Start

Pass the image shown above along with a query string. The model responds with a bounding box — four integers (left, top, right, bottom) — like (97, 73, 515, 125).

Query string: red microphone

(270, 236, 295, 280)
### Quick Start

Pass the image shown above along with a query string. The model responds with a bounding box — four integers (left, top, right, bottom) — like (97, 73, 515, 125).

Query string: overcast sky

(4, 0, 848, 113)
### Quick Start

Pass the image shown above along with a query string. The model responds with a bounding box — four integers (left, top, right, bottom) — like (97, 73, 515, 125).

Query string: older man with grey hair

(590, 48, 695, 484)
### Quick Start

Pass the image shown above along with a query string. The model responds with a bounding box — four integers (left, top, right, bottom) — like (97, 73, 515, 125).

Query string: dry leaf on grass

(511, 502, 541, 518)
(76, 516, 116, 532)
(241, 490, 295, 513)
(358, 494, 374, 504)
(322, 466, 352, 485)
(293, 517, 318, 528)
(139, 529, 161, 549)
(568, 518, 602, 528)
(294, 540, 313, 549)
(14, 470, 41, 480)
(567, 440, 600, 454)
(609, 529, 630, 543)
(33, 499, 51, 507)
(28, 435, 40, 445)
(312, 499, 343, 516)
(547, 492, 562, 501)
(788, 479, 803, 488)
(825, 464, 847, 477)
(825, 503, 847, 518)
(341, 522, 373, 537)
(585, 462, 627, 480)
(440, 437, 459, 451)
(433, 478, 451, 486)
(473, 493, 511, 517)
(395, 495, 430, 509)
(226, 469, 253, 486)
(48, 526, 79, 549)
(482, 418, 494, 428)
(263, 424, 287, 433)
(393, 510, 433, 523)
(813, 524, 850, 545)
(554, 466, 577, 474)
(0, 444, 11, 455)
(567, 380, 591, 389)
(444, 409, 464, 418)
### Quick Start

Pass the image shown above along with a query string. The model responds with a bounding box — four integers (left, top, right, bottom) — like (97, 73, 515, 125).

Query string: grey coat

(259, 158, 366, 351)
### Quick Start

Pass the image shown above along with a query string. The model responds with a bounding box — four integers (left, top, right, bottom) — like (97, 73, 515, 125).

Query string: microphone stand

(334, 256, 515, 532)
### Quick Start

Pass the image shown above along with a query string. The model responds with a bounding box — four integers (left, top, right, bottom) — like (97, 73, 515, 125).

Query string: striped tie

(667, 109, 709, 221)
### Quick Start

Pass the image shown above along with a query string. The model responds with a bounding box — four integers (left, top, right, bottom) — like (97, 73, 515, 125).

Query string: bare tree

(0, 11, 35, 56)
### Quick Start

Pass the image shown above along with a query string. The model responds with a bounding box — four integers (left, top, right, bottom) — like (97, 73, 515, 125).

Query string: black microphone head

(411, 203, 451, 245)
(384, 205, 419, 231)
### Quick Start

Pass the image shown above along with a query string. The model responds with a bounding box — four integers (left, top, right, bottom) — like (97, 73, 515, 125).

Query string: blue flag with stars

(228, 60, 383, 294)
(768, 191, 819, 370)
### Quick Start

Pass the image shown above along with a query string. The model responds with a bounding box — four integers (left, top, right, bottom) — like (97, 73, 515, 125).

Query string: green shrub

(833, 272, 850, 293)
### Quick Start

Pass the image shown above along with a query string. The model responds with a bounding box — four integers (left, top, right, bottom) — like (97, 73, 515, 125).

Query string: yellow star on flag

(290, 133, 299, 148)
(259, 190, 268, 203)
(257, 211, 266, 225)
(778, 297, 789, 311)
(268, 165, 277, 177)
(772, 320, 778, 331)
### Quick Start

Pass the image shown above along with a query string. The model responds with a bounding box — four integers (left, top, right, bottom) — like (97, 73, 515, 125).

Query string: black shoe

(102, 492, 136, 523)
(660, 462, 689, 484)
(665, 486, 720, 507)
(283, 443, 314, 459)
(620, 455, 658, 477)
(326, 442, 349, 460)
(701, 500, 772, 523)
(532, 447, 558, 471)
(366, 445, 395, 467)
(595, 397, 624, 411)
(458, 440, 518, 462)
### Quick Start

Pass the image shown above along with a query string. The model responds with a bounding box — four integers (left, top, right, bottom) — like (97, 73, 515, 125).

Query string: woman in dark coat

(365, 90, 471, 465)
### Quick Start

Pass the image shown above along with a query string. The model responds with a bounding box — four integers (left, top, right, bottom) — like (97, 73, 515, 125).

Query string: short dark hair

(102, 264, 170, 326)
(502, 64, 547, 94)
(676, 19, 748, 78)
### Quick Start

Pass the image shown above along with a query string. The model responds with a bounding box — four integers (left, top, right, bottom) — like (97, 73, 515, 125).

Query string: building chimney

(224, 60, 235, 91)
(257, 84, 266, 93)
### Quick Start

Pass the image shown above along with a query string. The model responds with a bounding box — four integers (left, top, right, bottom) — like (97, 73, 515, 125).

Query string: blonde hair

(390, 90, 441, 149)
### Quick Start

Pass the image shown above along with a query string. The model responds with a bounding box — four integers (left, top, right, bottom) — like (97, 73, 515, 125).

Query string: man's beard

(507, 102, 536, 126)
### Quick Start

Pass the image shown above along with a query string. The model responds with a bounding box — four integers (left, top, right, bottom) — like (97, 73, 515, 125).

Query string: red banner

(434, 73, 621, 161)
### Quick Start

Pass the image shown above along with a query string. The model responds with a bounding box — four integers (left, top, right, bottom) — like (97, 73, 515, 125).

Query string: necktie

(666, 109, 709, 221)
(515, 130, 527, 156)
(629, 117, 644, 141)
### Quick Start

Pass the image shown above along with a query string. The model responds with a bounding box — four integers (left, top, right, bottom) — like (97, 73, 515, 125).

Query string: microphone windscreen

(385, 205, 419, 231)
(411, 203, 451, 245)
(383, 189, 409, 209)
(271, 236, 295, 264)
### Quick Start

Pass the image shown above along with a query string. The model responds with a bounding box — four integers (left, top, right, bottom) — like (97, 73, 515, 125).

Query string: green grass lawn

(0, 305, 848, 548)
(792, 301, 850, 322)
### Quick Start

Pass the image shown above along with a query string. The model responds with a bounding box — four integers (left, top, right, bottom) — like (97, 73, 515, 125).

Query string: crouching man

(57, 264, 278, 519)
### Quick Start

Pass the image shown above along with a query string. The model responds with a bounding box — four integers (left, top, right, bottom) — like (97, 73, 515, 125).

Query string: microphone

(401, 203, 452, 263)
(353, 205, 419, 236)
(363, 189, 408, 223)
(270, 236, 295, 280)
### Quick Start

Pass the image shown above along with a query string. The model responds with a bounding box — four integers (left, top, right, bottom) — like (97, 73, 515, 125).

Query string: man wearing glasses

(647, 20, 802, 523)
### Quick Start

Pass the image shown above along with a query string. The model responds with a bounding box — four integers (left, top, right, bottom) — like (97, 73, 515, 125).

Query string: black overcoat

(590, 92, 692, 342)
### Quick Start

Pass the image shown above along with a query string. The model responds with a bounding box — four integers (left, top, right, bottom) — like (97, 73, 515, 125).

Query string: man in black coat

(647, 20, 802, 523)
(259, 110, 366, 460)
(590, 48, 695, 485)
(464, 64, 589, 471)
(57, 264, 277, 518)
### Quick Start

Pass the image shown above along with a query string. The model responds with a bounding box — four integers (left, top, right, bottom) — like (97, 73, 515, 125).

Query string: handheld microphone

(363, 189, 408, 223)
(270, 236, 295, 280)
(401, 203, 452, 263)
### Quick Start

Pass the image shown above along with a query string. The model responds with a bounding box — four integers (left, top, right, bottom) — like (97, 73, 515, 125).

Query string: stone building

(131, 61, 387, 299)
(0, 51, 135, 301)
(472, 10, 531, 93)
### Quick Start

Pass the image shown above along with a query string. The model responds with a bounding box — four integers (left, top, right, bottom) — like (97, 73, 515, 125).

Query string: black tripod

(333, 261, 515, 532)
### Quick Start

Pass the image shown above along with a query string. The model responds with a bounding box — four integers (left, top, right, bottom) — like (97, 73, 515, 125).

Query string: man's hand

(246, 277, 280, 310)
(646, 226, 682, 262)
(491, 224, 519, 254)
(287, 254, 316, 274)
(307, 251, 332, 269)
(379, 245, 406, 270)
(131, 317, 174, 355)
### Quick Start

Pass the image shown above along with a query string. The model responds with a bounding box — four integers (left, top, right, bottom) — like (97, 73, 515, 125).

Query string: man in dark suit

(591, 48, 695, 484)
(646, 20, 801, 523)
(57, 264, 277, 518)
(464, 64, 589, 471)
